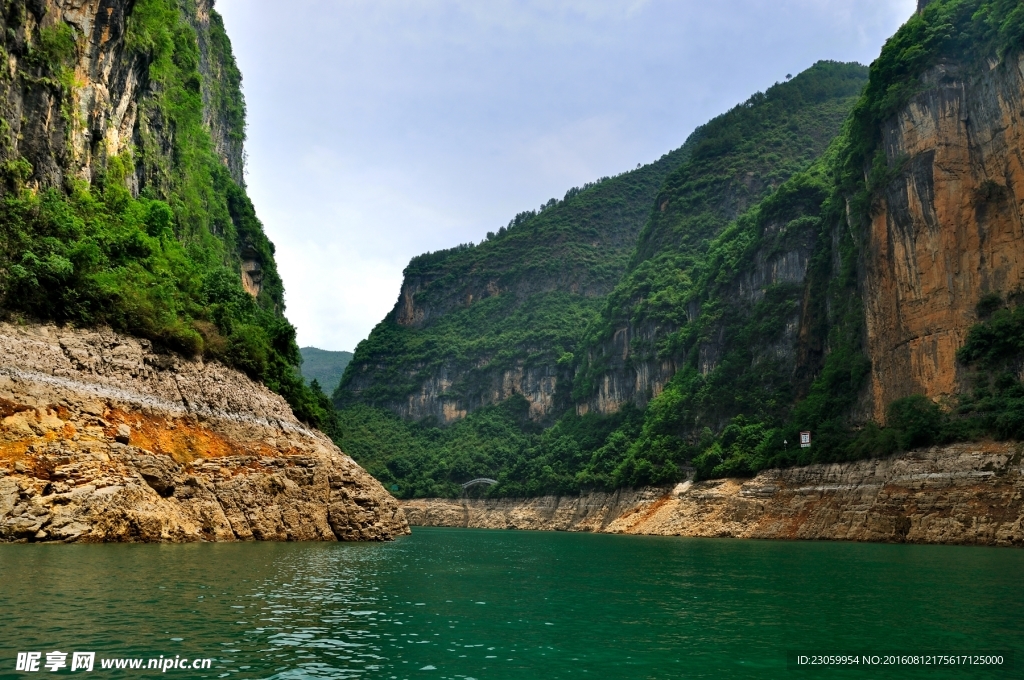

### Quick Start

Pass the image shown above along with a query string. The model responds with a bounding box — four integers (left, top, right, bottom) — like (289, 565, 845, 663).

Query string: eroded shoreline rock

(0, 323, 409, 542)
(402, 442, 1024, 546)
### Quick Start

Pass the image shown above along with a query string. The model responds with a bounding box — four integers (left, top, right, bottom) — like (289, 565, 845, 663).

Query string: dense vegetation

(593, 0, 1024, 483)
(337, 142, 692, 413)
(574, 61, 867, 400)
(299, 347, 353, 395)
(339, 0, 1024, 498)
(0, 0, 331, 428)
(590, 0, 1024, 483)
(337, 61, 870, 497)
(338, 397, 646, 498)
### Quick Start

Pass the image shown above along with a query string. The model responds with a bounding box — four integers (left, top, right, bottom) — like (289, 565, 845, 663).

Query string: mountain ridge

(300, 346, 353, 395)
(337, 0, 1024, 502)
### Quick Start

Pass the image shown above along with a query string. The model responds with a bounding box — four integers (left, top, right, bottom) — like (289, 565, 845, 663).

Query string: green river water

(1, 527, 1021, 679)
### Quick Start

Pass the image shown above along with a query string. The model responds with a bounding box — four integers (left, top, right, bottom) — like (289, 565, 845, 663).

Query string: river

(1, 528, 1021, 679)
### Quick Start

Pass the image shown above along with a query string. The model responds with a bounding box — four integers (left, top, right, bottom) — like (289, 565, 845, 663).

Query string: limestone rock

(865, 54, 1024, 420)
(0, 322, 408, 543)
(402, 441, 1024, 546)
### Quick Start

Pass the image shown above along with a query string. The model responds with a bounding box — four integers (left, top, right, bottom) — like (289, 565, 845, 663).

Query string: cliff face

(0, 0, 242, 192)
(187, 0, 245, 185)
(574, 63, 867, 417)
(341, 62, 868, 428)
(1, 0, 137, 190)
(0, 323, 408, 542)
(335, 4, 1024, 503)
(865, 54, 1024, 422)
(578, 205, 820, 419)
(393, 363, 559, 423)
(0, 1, 407, 541)
(403, 442, 1024, 546)
(576, 320, 679, 416)
(339, 150, 690, 424)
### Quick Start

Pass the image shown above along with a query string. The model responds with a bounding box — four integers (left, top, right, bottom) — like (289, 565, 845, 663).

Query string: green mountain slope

(344, 0, 1024, 500)
(0, 0, 331, 428)
(300, 347, 353, 395)
(336, 141, 692, 421)
(573, 61, 868, 408)
(628, 0, 1024, 481)
(336, 61, 870, 498)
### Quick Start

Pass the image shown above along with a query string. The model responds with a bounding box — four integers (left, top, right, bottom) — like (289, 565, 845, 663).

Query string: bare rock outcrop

(865, 53, 1024, 421)
(0, 0, 248, 190)
(0, 322, 409, 542)
(403, 441, 1024, 546)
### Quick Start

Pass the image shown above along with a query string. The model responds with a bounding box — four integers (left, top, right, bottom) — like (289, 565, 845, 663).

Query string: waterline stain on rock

(402, 441, 1024, 546)
(0, 322, 408, 543)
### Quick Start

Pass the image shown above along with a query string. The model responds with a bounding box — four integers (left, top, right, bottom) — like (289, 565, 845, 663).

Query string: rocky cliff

(340, 62, 868, 428)
(865, 53, 1024, 421)
(333, 1, 1024, 502)
(338, 155, 690, 425)
(403, 442, 1023, 546)
(0, 0, 341, 422)
(0, 2, 406, 540)
(0, 0, 241, 193)
(574, 62, 867, 418)
(0, 322, 408, 542)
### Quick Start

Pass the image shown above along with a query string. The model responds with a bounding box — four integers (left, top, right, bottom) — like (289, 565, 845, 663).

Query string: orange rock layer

(0, 323, 408, 543)
(865, 55, 1024, 420)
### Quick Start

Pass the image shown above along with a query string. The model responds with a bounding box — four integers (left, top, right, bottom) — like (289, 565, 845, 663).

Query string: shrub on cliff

(886, 395, 943, 450)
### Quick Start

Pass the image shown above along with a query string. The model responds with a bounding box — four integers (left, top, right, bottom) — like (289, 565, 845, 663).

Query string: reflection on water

(1, 528, 1022, 679)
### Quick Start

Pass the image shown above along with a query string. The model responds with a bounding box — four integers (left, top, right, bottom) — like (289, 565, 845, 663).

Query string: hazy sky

(215, 0, 916, 351)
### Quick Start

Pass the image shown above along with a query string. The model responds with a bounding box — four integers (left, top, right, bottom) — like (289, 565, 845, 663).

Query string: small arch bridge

(460, 478, 498, 489)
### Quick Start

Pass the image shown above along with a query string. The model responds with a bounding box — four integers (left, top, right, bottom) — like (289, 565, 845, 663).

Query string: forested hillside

(574, 61, 868, 414)
(337, 142, 692, 424)
(0, 0, 331, 427)
(335, 61, 870, 497)
(300, 347, 353, 395)
(340, 0, 1024, 500)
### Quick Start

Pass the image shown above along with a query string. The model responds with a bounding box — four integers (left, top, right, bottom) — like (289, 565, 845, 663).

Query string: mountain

(335, 60, 870, 497)
(580, 0, 1024, 485)
(300, 347, 353, 395)
(338, 0, 1024, 501)
(339, 62, 865, 429)
(0, 0, 406, 542)
(0, 0, 334, 430)
(575, 61, 869, 417)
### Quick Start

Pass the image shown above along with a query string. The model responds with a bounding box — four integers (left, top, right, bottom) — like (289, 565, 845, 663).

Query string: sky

(215, 0, 917, 352)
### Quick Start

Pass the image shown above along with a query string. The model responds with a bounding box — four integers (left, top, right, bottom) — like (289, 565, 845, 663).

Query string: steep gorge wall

(343, 64, 867, 427)
(0, 322, 408, 542)
(577, 179, 784, 418)
(341, 153, 690, 425)
(1, 0, 139, 190)
(395, 362, 560, 424)
(578, 211, 819, 418)
(0, 2, 407, 541)
(576, 320, 680, 416)
(865, 54, 1024, 421)
(0, 0, 242, 192)
(188, 0, 245, 185)
(403, 441, 1024, 546)
(571, 64, 868, 418)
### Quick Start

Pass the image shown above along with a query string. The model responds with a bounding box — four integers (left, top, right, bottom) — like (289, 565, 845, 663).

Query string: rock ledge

(403, 442, 1024, 546)
(0, 323, 409, 542)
